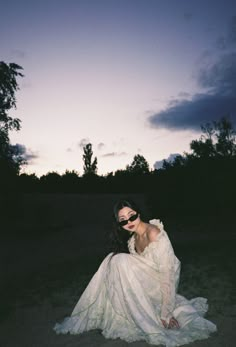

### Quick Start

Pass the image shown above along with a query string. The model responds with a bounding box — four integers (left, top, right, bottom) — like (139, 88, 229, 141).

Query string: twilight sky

(1, 0, 236, 176)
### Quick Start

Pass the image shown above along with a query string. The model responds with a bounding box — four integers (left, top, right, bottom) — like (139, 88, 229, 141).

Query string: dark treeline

(1, 61, 235, 220)
(1, 117, 236, 220)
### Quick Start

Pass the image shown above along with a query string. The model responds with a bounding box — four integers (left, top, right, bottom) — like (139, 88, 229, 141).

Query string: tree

(62, 169, 79, 179)
(82, 143, 98, 175)
(190, 117, 236, 159)
(126, 154, 150, 174)
(0, 61, 23, 132)
(61, 170, 80, 192)
(214, 117, 236, 157)
(0, 61, 24, 177)
(40, 171, 61, 192)
(18, 173, 39, 192)
(162, 155, 187, 170)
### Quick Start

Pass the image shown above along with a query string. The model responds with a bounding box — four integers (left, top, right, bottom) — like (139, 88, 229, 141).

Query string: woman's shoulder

(147, 219, 165, 242)
(149, 218, 164, 230)
(147, 224, 161, 242)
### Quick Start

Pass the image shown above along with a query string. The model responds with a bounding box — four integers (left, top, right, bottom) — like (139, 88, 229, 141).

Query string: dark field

(0, 194, 236, 347)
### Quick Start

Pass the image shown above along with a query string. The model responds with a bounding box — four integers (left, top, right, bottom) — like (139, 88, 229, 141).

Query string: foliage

(189, 117, 236, 159)
(214, 117, 236, 157)
(160, 117, 236, 171)
(82, 143, 98, 176)
(18, 173, 39, 192)
(62, 169, 79, 179)
(0, 61, 23, 131)
(0, 142, 27, 177)
(0, 61, 24, 179)
(126, 154, 150, 174)
(148, 117, 236, 218)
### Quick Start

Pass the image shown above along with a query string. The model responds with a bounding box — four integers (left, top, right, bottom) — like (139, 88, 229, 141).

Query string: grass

(176, 240, 236, 317)
(1, 217, 236, 325)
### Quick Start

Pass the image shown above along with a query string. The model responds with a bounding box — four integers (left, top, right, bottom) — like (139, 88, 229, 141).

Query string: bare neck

(135, 221, 148, 238)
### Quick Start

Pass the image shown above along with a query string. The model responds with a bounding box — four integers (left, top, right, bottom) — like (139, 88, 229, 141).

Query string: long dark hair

(109, 198, 143, 255)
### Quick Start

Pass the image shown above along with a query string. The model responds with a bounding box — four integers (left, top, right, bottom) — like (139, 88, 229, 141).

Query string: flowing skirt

(54, 253, 217, 347)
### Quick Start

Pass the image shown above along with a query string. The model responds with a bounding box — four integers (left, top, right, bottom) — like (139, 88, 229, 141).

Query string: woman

(54, 199, 217, 346)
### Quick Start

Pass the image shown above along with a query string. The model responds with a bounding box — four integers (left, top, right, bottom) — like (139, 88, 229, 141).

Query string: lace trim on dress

(128, 219, 165, 256)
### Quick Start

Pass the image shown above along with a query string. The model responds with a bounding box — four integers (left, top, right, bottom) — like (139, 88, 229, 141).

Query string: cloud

(12, 144, 39, 163)
(229, 15, 236, 45)
(177, 91, 191, 99)
(148, 18, 236, 131)
(78, 138, 90, 149)
(197, 53, 236, 93)
(149, 91, 236, 131)
(216, 16, 236, 50)
(154, 153, 180, 170)
(97, 142, 105, 150)
(101, 152, 127, 157)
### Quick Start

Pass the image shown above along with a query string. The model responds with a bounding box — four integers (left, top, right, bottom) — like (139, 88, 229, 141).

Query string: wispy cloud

(215, 15, 236, 50)
(101, 152, 127, 157)
(78, 138, 90, 149)
(97, 142, 105, 150)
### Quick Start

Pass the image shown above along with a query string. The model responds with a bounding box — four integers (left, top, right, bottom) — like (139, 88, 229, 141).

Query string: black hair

(109, 198, 142, 256)
(113, 199, 141, 223)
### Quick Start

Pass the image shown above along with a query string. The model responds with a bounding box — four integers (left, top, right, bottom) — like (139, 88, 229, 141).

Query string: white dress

(54, 219, 217, 347)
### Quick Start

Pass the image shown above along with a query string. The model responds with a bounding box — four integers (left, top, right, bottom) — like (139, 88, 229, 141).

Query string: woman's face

(117, 206, 140, 232)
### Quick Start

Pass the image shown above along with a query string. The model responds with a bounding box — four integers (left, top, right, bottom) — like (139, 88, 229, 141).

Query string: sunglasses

(118, 213, 139, 226)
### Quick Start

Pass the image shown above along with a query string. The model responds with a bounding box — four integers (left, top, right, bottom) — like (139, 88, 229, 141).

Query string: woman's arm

(153, 233, 179, 327)
(148, 219, 180, 329)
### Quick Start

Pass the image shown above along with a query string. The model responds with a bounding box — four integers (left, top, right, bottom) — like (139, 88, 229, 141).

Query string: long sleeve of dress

(158, 237, 177, 322)
(150, 220, 180, 323)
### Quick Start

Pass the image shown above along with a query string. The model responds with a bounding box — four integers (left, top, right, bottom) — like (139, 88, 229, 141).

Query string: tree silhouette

(18, 173, 39, 192)
(82, 143, 98, 175)
(0, 62, 23, 130)
(148, 117, 236, 219)
(189, 117, 236, 159)
(214, 117, 236, 157)
(61, 170, 80, 192)
(126, 154, 150, 174)
(0, 62, 24, 178)
(40, 171, 62, 192)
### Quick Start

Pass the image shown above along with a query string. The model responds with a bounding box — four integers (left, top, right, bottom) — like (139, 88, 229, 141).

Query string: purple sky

(1, 0, 236, 176)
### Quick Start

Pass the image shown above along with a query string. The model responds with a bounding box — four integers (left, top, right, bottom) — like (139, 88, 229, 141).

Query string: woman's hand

(161, 319, 168, 328)
(168, 317, 179, 329)
(161, 317, 180, 329)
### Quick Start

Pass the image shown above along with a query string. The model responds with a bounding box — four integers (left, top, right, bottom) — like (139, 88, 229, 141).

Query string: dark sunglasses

(118, 213, 139, 226)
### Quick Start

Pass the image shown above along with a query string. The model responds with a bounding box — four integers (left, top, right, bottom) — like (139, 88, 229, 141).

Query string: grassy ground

(3, 235, 235, 318)
(0, 194, 236, 346)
